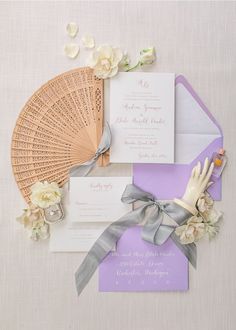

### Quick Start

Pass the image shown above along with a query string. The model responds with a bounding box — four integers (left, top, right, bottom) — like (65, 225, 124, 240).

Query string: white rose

(16, 204, 43, 229)
(207, 209, 223, 224)
(197, 192, 214, 213)
(30, 181, 62, 209)
(175, 216, 206, 244)
(204, 209, 223, 239)
(139, 47, 156, 65)
(28, 221, 50, 241)
(16, 202, 50, 241)
(88, 44, 123, 79)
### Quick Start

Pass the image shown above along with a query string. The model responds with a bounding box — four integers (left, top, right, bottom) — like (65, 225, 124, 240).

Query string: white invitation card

(50, 176, 132, 252)
(110, 72, 175, 163)
(50, 223, 111, 252)
(70, 177, 133, 223)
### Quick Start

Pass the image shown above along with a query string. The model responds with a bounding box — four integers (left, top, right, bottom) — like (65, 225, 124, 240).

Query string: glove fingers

(207, 181, 214, 189)
(201, 157, 209, 179)
(202, 162, 214, 190)
(195, 161, 201, 178)
(191, 165, 197, 178)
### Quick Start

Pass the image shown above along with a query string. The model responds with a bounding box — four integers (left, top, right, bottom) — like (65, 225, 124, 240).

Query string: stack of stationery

(50, 72, 223, 292)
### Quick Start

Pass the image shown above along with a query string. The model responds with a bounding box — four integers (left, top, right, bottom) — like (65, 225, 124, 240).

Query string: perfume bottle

(212, 148, 227, 178)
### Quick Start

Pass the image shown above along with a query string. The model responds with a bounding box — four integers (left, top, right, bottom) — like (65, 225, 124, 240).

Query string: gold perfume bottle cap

(214, 158, 222, 167)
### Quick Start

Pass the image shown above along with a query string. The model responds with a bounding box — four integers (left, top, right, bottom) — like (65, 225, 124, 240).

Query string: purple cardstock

(99, 227, 188, 292)
(99, 75, 223, 292)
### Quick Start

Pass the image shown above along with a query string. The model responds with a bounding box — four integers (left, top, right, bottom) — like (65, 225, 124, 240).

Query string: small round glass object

(43, 203, 64, 224)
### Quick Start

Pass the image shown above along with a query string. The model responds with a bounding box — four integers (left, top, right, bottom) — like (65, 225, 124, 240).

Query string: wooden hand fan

(11, 67, 106, 202)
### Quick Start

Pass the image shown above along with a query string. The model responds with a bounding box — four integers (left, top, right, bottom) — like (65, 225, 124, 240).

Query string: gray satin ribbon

(75, 184, 197, 296)
(70, 122, 111, 177)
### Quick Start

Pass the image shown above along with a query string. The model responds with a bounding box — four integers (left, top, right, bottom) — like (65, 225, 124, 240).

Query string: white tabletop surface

(0, 1, 236, 330)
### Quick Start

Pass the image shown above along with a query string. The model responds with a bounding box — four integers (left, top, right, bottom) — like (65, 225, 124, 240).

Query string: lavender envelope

(99, 227, 188, 292)
(99, 76, 223, 292)
(134, 75, 223, 200)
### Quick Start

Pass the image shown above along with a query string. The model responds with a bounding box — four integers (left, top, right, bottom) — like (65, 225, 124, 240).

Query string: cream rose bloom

(175, 216, 206, 244)
(139, 47, 156, 65)
(30, 181, 62, 209)
(197, 192, 214, 213)
(28, 221, 49, 241)
(88, 44, 123, 79)
(17, 204, 43, 228)
(196, 192, 222, 239)
(17, 204, 49, 241)
(204, 209, 223, 239)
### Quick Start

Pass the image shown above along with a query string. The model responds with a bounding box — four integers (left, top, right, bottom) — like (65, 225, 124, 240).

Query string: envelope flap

(175, 76, 222, 163)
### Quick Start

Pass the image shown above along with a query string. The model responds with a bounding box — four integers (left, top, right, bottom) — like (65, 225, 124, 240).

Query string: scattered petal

(64, 43, 80, 59)
(82, 34, 95, 49)
(66, 22, 78, 38)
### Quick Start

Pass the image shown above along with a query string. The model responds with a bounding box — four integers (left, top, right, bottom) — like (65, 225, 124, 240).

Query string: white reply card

(70, 177, 133, 223)
(110, 72, 175, 163)
(50, 223, 111, 252)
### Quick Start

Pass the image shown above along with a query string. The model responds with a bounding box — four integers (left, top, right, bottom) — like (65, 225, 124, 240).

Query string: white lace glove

(174, 158, 214, 215)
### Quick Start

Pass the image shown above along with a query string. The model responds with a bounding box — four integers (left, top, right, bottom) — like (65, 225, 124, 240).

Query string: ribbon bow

(70, 122, 111, 177)
(75, 184, 197, 296)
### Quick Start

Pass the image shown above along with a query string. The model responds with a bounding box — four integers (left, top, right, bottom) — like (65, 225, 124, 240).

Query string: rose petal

(64, 43, 80, 59)
(66, 22, 78, 38)
(82, 34, 95, 49)
(108, 66, 119, 78)
(208, 209, 223, 224)
(112, 48, 123, 66)
(186, 226, 194, 236)
(97, 44, 112, 58)
(88, 50, 100, 67)
(175, 225, 186, 236)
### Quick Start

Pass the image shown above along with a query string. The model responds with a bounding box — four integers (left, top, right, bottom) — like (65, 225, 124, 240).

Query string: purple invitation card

(99, 227, 188, 292)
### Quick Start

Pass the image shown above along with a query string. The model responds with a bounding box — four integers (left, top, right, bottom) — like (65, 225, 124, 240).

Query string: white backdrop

(0, 1, 236, 330)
